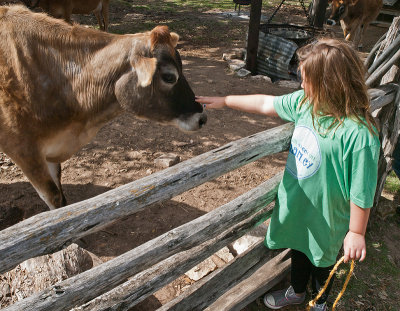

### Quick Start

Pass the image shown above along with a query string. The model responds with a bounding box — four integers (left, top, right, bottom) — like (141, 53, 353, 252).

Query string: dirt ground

(0, 1, 398, 310)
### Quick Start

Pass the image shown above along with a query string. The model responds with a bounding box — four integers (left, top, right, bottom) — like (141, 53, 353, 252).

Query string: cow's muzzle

(174, 112, 207, 132)
(198, 113, 207, 128)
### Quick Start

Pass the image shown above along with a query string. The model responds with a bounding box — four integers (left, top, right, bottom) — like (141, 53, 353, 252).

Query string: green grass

(331, 236, 399, 309)
(384, 171, 400, 194)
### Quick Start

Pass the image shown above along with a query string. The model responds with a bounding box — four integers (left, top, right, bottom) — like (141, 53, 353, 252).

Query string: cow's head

(326, 0, 347, 25)
(115, 26, 207, 132)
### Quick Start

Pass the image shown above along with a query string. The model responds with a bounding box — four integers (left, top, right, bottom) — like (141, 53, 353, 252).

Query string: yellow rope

(306, 256, 355, 311)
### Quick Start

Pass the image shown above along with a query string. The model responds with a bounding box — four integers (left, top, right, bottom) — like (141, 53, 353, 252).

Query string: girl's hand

(196, 96, 226, 109)
(343, 231, 366, 263)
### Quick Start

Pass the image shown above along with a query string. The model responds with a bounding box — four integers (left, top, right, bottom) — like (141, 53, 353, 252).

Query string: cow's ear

(170, 32, 179, 48)
(135, 57, 157, 87)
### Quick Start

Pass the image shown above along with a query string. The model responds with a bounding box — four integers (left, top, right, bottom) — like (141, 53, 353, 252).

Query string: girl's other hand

(196, 96, 226, 109)
(343, 231, 366, 263)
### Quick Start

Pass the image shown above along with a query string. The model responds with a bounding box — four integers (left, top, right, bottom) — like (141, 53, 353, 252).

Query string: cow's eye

(162, 73, 177, 84)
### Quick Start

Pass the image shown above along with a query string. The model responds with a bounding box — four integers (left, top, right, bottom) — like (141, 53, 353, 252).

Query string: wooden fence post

(379, 17, 400, 85)
(310, 0, 328, 28)
(370, 17, 400, 209)
(245, 0, 262, 74)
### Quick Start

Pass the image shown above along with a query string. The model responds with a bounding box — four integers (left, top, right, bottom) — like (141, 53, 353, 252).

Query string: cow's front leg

(351, 23, 363, 49)
(357, 24, 369, 50)
(94, 11, 105, 31)
(46, 161, 67, 206)
(345, 19, 363, 49)
(14, 156, 66, 210)
(102, 2, 109, 32)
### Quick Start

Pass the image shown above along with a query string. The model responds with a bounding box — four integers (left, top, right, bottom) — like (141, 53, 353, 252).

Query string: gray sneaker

(310, 302, 327, 311)
(263, 285, 305, 309)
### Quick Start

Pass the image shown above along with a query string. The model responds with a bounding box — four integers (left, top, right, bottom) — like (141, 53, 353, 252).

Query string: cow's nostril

(199, 114, 207, 128)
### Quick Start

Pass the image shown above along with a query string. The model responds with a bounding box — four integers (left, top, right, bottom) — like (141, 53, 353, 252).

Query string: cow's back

(0, 5, 113, 120)
(349, 0, 383, 23)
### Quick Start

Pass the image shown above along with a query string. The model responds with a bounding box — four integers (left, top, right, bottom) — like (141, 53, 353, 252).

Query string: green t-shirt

(265, 90, 380, 267)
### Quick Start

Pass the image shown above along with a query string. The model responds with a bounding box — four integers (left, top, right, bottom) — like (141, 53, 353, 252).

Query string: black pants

(291, 249, 335, 304)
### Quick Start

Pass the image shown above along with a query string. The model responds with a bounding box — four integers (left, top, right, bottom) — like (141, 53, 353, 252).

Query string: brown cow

(21, 0, 110, 31)
(327, 0, 383, 49)
(0, 5, 207, 210)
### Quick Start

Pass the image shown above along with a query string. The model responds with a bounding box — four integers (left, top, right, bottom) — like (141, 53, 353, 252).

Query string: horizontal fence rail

(4, 173, 283, 311)
(369, 83, 398, 112)
(0, 122, 294, 275)
(71, 173, 283, 311)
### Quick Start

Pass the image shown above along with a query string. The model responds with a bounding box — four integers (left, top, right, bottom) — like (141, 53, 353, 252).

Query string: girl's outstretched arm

(343, 201, 371, 263)
(196, 95, 279, 117)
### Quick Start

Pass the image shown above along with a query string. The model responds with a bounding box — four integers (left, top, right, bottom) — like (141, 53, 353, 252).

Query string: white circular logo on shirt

(286, 125, 321, 179)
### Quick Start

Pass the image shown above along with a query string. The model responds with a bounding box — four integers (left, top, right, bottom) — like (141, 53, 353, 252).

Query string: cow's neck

(26, 32, 141, 124)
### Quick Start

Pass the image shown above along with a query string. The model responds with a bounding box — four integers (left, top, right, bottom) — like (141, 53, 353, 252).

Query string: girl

(196, 38, 380, 310)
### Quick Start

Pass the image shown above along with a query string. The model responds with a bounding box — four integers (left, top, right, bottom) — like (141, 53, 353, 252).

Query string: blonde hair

(296, 38, 378, 136)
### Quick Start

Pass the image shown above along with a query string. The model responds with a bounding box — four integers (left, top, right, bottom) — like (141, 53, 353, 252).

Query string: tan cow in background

(0, 5, 207, 209)
(327, 0, 383, 49)
(22, 0, 110, 31)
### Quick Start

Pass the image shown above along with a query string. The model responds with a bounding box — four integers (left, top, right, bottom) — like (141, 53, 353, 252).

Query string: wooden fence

(366, 17, 400, 208)
(0, 81, 398, 310)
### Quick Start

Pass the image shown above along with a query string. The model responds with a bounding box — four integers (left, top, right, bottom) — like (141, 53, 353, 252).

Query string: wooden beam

(369, 84, 399, 112)
(0, 123, 294, 275)
(3, 173, 283, 311)
(310, 0, 329, 28)
(246, 0, 262, 74)
(158, 245, 290, 311)
(72, 206, 276, 310)
(380, 17, 400, 85)
(205, 249, 291, 311)
(374, 87, 400, 207)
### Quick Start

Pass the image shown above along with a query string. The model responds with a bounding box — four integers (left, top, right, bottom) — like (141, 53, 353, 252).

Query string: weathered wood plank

(369, 84, 399, 112)
(3, 173, 283, 311)
(368, 34, 400, 75)
(205, 249, 291, 311)
(246, 0, 262, 74)
(366, 49, 400, 88)
(374, 87, 400, 207)
(73, 215, 270, 310)
(364, 32, 387, 69)
(310, 0, 329, 28)
(0, 123, 294, 274)
(158, 245, 290, 311)
(380, 17, 400, 85)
